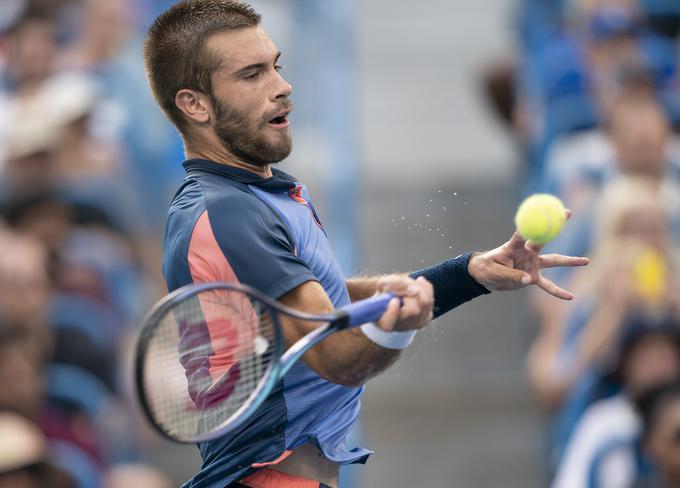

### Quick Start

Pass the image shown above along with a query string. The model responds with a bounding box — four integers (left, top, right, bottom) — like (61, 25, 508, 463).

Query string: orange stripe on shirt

(187, 210, 257, 385)
(251, 450, 293, 468)
(239, 467, 320, 488)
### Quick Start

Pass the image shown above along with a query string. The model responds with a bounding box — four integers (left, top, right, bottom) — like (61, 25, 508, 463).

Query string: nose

(272, 70, 292, 101)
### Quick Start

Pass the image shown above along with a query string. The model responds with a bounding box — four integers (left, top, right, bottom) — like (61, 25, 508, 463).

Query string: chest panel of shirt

(248, 184, 350, 308)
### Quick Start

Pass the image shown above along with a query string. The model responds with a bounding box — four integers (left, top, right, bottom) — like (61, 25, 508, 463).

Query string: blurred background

(0, 0, 680, 487)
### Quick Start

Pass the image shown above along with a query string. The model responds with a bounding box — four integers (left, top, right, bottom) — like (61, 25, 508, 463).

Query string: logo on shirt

(288, 185, 326, 234)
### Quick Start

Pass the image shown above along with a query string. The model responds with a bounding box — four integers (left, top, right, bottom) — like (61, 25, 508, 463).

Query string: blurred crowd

(0, 0, 183, 486)
(484, 0, 680, 486)
(5, 0, 680, 486)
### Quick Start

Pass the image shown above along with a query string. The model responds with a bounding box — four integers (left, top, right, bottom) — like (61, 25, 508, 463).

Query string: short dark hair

(143, 0, 261, 135)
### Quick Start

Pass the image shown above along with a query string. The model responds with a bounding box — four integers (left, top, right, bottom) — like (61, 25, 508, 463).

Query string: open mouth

(267, 112, 290, 128)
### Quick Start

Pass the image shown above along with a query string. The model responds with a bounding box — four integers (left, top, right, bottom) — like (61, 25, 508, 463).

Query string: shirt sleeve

(551, 398, 635, 488)
(187, 195, 317, 299)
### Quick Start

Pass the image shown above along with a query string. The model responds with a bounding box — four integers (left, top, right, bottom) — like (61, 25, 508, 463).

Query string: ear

(175, 89, 211, 124)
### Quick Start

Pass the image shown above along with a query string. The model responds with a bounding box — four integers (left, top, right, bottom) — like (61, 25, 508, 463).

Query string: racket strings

(142, 289, 278, 441)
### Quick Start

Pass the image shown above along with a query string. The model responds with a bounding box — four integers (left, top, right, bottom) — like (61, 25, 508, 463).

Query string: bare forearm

(280, 280, 402, 387)
(314, 328, 401, 386)
(348, 254, 489, 318)
(346, 276, 392, 302)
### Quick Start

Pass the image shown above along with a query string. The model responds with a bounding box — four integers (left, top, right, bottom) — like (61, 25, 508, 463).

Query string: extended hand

(467, 228, 589, 300)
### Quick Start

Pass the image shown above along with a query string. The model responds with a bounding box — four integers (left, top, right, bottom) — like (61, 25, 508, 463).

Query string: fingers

(536, 275, 574, 301)
(539, 254, 590, 269)
(398, 276, 434, 329)
(507, 231, 527, 250)
(376, 275, 420, 297)
(416, 275, 434, 300)
(509, 230, 545, 260)
(376, 275, 434, 331)
(507, 232, 543, 254)
(526, 239, 545, 254)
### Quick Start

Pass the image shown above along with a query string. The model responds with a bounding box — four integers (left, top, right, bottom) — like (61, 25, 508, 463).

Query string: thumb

(376, 298, 401, 332)
(493, 264, 532, 287)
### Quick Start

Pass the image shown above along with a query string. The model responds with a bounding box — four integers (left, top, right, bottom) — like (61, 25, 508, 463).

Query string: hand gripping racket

(134, 282, 395, 443)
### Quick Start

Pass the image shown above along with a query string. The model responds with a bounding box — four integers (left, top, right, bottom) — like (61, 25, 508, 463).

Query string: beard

(211, 95, 292, 167)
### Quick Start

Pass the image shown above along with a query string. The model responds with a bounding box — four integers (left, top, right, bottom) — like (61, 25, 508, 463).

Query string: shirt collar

(182, 158, 297, 192)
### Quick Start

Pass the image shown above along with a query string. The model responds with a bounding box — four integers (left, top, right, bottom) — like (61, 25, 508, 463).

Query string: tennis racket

(134, 281, 395, 443)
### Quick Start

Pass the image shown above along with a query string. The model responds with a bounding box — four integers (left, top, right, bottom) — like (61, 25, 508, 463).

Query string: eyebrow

(232, 52, 281, 78)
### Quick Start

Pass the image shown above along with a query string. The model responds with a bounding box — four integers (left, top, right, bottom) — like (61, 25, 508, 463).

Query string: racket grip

(344, 293, 399, 327)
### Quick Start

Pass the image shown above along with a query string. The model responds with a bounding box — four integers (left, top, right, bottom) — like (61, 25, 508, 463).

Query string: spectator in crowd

(56, 0, 184, 228)
(41, 72, 121, 178)
(0, 7, 57, 96)
(527, 176, 680, 473)
(0, 325, 46, 420)
(530, 97, 680, 392)
(103, 463, 172, 488)
(0, 102, 61, 194)
(553, 315, 680, 488)
(638, 383, 680, 487)
(544, 96, 680, 289)
(544, 92, 680, 233)
(0, 3, 171, 484)
(514, 0, 678, 184)
(507, 0, 680, 483)
(528, 176, 680, 410)
(56, 0, 132, 72)
(0, 229, 50, 336)
(0, 411, 74, 488)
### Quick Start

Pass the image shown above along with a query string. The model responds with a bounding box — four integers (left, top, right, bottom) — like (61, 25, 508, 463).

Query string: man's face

(611, 103, 668, 177)
(204, 26, 292, 166)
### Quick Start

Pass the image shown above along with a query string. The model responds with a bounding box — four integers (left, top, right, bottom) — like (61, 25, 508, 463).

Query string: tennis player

(143, 2, 589, 487)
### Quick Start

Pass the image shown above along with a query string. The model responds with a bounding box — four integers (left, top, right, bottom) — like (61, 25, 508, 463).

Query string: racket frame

(134, 281, 353, 443)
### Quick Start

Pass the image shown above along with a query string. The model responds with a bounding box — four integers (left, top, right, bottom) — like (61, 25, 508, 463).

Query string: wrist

(467, 252, 486, 287)
(410, 252, 490, 319)
(360, 322, 416, 350)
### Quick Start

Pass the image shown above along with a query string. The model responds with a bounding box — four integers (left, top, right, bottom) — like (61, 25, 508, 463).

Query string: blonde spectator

(544, 94, 680, 224)
(528, 176, 680, 409)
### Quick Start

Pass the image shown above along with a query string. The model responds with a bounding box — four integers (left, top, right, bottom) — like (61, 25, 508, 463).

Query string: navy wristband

(410, 252, 490, 318)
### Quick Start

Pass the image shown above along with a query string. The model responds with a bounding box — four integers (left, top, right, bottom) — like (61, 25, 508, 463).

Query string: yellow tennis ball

(514, 194, 566, 244)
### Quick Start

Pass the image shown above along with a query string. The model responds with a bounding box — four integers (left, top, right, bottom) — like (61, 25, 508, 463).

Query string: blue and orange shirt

(162, 159, 371, 488)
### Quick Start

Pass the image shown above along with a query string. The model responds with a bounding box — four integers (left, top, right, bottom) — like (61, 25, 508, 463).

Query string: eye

(244, 71, 262, 80)
(274, 64, 284, 72)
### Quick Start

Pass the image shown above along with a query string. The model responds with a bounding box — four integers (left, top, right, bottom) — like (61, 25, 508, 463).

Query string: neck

(185, 141, 272, 179)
